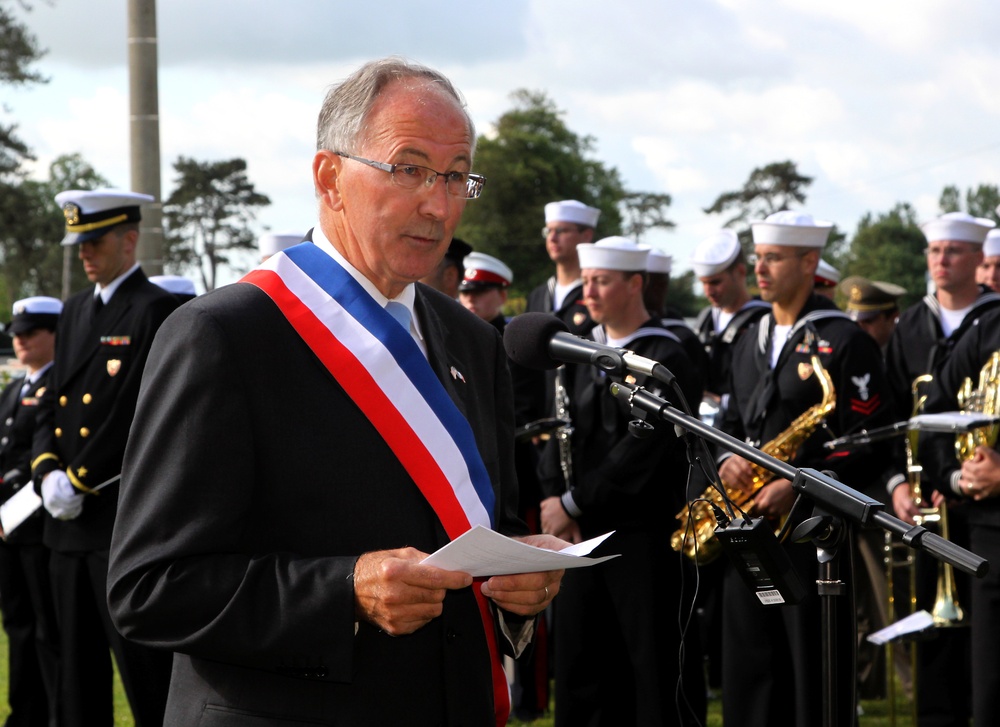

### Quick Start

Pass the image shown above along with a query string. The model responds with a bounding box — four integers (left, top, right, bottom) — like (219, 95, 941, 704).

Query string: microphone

(504, 312, 675, 384)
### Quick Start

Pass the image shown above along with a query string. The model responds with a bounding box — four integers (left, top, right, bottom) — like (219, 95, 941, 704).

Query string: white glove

(41, 470, 85, 521)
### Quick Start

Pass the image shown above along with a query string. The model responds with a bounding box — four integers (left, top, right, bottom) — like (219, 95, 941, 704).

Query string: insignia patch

(100, 336, 132, 346)
(573, 311, 588, 327)
(107, 359, 122, 377)
(449, 366, 465, 383)
(63, 202, 81, 226)
(798, 362, 814, 380)
(851, 394, 881, 416)
(851, 373, 871, 401)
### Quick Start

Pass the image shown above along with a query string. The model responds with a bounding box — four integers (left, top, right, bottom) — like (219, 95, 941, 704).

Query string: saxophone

(670, 354, 836, 563)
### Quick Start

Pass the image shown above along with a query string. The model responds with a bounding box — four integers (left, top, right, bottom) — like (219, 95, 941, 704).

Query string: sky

(5, 0, 1000, 289)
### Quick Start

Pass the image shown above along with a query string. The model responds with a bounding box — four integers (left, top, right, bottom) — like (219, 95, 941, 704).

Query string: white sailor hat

(459, 252, 513, 291)
(750, 211, 833, 248)
(54, 188, 154, 247)
(258, 231, 304, 258)
(578, 236, 650, 272)
(150, 275, 197, 299)
(920, 212, 995, 244)
(8, 296, 62, 335)
(692, 230, 741, 277)
(544, 200, 601, 228)
(984, 229, 1000, 258)
(814, 259, 841, 288)
(646, 249, 673, 274)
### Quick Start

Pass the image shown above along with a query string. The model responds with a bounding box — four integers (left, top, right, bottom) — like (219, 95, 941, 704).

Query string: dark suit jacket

(32, 269, 178, 552)
(108, 276, 525, 726)
(0, 369, 51, 544)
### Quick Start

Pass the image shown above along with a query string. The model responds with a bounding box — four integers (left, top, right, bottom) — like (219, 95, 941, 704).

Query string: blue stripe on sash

(283, 243, 496, 526)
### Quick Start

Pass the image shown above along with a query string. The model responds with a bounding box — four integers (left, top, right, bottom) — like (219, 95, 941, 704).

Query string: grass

(0, 629, 915, 726)
(505, 680, 918, 727)
(0, 627, 136, 726)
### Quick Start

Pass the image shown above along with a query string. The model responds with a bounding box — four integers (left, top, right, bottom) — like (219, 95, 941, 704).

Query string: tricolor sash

(241, 242, 509, 725)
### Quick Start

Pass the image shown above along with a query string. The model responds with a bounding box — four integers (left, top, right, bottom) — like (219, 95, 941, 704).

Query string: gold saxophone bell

(670, 355, 836, 563)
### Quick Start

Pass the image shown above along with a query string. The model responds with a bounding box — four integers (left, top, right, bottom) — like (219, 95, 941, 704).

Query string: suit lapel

(415, 289, 470, 423)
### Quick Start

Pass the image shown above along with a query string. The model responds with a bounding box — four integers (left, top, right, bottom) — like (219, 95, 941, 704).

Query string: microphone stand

(609, 381, 989, 727)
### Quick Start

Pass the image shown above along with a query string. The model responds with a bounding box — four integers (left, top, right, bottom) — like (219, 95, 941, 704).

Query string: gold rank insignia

(63, 202, 81, 226)
(573, 312, 587, 327)
(798, 362, 814, 380)
(107, 359, 122, 377)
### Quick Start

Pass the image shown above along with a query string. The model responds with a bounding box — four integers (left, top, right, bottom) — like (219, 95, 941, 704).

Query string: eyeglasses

(924, 245, 976, 259)
(334, 151, 486, 199)
(541, 226, 582, 239)
(748, 250, 809, 266)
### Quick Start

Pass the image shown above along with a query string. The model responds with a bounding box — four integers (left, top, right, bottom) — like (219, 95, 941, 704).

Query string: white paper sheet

(421, 525, 619, 577)
(0, 484, 42, 536)
(866, 609, 935, 645)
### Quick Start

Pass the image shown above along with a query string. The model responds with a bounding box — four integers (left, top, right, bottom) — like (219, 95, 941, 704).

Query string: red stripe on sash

(243, 268, 510, 725)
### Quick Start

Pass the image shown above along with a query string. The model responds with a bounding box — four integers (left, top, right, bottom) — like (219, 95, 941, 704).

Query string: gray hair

(316, 57, 476, 157)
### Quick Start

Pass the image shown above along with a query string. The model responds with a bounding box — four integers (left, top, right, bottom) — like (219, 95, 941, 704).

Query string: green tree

(703, 160, 813, 229)
(163, 157, 271, 291)
(0, 154, 110, 307)
(0, 0, 47, 177)
(842, 203, 926, 308)
(939, 183, 1000, 222)
(621, 192, 674, 242)
(456, 90, 626, 295)
(663, 269, 705, 318)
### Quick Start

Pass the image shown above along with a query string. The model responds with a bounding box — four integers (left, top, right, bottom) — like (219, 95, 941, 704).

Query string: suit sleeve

(107, 304, 359, 679)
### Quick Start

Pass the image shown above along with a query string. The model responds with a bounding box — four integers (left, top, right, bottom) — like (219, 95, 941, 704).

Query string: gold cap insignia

(63, 203, 81, 226)
(851, 285, 862, 302)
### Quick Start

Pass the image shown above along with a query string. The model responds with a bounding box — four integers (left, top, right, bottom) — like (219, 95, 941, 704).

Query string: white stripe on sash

(260, 249, 492, 532)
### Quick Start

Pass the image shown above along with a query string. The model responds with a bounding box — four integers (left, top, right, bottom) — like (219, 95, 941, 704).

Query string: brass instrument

(955, 350, 1000, 462)
(904, 373, 964, 627)
(553, 365, 574, 490)
(670, 354, 836, 562)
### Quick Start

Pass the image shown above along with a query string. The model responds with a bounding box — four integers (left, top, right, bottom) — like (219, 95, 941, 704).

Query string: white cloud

(6, 0, 1000, 276)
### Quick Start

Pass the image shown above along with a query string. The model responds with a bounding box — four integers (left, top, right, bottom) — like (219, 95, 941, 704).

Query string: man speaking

(108, 57, 566, 727)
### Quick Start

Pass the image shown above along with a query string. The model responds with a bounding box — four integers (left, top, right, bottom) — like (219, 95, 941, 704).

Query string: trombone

(886, 374, 966, 726)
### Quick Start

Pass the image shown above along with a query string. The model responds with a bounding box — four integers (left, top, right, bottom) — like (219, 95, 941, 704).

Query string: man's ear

(313, 150, 344, 212)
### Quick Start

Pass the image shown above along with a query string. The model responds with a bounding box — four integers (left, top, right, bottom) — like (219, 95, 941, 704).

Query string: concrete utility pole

(127, 0, 164, 274)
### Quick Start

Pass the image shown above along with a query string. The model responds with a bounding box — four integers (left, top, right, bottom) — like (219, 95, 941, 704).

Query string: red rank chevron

(851, 394, 881, 416)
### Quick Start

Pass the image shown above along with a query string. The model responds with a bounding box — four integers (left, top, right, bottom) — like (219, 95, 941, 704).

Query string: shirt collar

(310, 226, 424, 344)
(95, 263, 141, 304)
